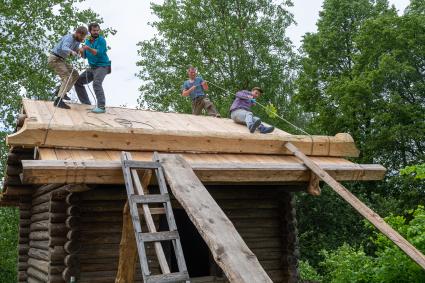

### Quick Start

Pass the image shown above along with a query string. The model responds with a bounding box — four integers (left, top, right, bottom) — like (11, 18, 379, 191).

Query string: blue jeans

(230, 109, 260, 126)
(75, 66, 109, 108)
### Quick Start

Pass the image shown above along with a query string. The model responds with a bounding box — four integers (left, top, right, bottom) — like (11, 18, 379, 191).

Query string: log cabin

(0, 99, 386, 283)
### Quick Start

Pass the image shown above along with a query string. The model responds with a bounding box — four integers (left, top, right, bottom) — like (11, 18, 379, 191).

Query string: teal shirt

(84, 36, 111, 67)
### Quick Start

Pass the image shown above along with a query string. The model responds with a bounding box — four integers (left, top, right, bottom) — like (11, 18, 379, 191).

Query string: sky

(75, 0, 411, 108)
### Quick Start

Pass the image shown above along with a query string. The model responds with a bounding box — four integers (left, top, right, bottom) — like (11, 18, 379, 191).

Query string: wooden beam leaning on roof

(284, 141, 425, 270)
(159, 154, 272, 283)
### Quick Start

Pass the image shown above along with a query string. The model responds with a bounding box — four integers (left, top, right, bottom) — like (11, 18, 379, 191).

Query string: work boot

(53, 97, 70, 109)
(248, 118, 261, 133)
(91, 107, 106, 114)
(53, 87, 71, 101)
(258, 124, 275, 134)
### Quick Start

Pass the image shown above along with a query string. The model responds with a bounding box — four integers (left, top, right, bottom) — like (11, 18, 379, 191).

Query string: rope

(206, 80, 312, 136)
(114, 118, 154, 129)
(85, 66, 97, 105)
(43, 63, 77, 145)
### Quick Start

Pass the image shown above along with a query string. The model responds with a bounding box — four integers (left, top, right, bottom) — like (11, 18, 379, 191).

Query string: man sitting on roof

(230, 87, 275, 134)
(181, 67, 220, 117)
(48, 26, 88, 109)
(75, 23, 111, 114)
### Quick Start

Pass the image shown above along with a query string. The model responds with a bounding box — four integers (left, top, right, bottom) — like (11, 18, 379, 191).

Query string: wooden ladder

(121, 151, 190, 283)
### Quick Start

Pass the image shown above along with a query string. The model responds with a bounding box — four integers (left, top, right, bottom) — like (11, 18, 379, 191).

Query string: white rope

(42, 63, 77, 145)
(205, 80, 312, 136)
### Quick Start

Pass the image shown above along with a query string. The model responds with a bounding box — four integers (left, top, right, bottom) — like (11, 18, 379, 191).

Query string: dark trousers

(75, 66, 109, 108)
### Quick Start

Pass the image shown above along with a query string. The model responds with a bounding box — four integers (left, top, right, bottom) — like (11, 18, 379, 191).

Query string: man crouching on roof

(181, 66, 220, 117)
(229, 87, 275, 134)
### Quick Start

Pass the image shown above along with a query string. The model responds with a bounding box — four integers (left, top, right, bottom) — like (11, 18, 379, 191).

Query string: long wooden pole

(284, 142, 425, 270)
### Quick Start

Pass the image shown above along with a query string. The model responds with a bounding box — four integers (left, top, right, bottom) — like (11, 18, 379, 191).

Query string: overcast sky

(75, 0, 410, 107)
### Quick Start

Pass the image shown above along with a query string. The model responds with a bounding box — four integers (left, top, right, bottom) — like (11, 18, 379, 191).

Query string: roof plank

(7, 100, 360, 157)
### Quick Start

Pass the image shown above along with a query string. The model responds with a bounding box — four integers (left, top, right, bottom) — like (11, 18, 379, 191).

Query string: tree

(320, 205, 425, 283)
(0, 1, 109, 281)
(136, 0, 299, 131)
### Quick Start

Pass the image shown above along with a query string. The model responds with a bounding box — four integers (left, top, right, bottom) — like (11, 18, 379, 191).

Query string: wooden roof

(1, 99, 386, 203)
(7, 99, 360, 157)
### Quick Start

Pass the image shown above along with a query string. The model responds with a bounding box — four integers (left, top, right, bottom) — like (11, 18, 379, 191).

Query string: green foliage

(0, 208, 19, 283)
(295, 0, 425, 270)
(136, 0, 301, 132)
(0, 2, 109, 280)
(299, 260, 323, 282)
(320, 244, 375, 283)
(320, 206, 425, 283)
(401, 164, 425, 180)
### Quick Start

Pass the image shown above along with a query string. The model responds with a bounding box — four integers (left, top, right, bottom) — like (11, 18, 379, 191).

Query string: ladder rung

(123, 160, 161, 169)
(145, 271, 190, 283)
(139, 231, 179, 242)
(131, 194, 170, 204)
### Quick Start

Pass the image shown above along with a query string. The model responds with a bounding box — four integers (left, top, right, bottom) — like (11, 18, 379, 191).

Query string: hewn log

(20, 218, 31, 226)
(32, 184, 63, 198)
(19, 227, 30, 237)
(32, 193, 52, 206)
(49, 237, 67, 247)
(18, 262, 28, 271)
(49, 201, 67, 213)
(7, 152, 33, 165)
(50, 273, 66, 283)
(28, 258, 49, 273)
(66, 193, 80, 205)
(30, 240, 49, 250)
(81, 262, 119, 272)
(65, 254, 79, 268)
(18, 271, 28, 281)
(67, 205, 80, 216)
(64, 240, 81, 253)
(18, 255, 28, 262)
(49, 264, 65, 275)
(50, 246, 66, 262)
(30, 220, 49, 231)
(19, 209, 31, 219)
(31, 201, 50, 214)
(49, 223, 67, 236)
(19, 244, 29, 255)
(27, 277, 43, 283)
(4, 175, 22, 186)
(5, 185, 35, 196)
(51, 189, 69, 201)
(29, 230, 49, 241)
(19, 237, 29, 244)
(160, 154, 272, 283)
(27, 266, 48, 282)
(6, 164, 22, 176)
(28, 248, 49, 261)
(80, 201, 124, 212)
(67, 230, 80, 241)
(62, 267, 80, 283)
(31, 212, 66, 223)
(65, 216, 79, 229)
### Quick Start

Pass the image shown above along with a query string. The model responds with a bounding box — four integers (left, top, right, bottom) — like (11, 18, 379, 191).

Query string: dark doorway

(159, 209, 212, 277)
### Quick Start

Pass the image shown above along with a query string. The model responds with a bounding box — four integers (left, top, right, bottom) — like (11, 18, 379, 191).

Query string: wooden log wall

(279, 192, 300, 282)
(77, 187, 158, 283)
(74, 185, 299, 283)
(18, 199, 31, 283)
(207, 186, 295, 283)
(26, 184, 69, 283)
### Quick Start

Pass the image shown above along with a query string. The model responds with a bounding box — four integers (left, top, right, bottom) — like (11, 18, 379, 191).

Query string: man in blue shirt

(48, 26, 87, 109)
(181, 67, 220, 117)
(74, 23, 111, 113)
